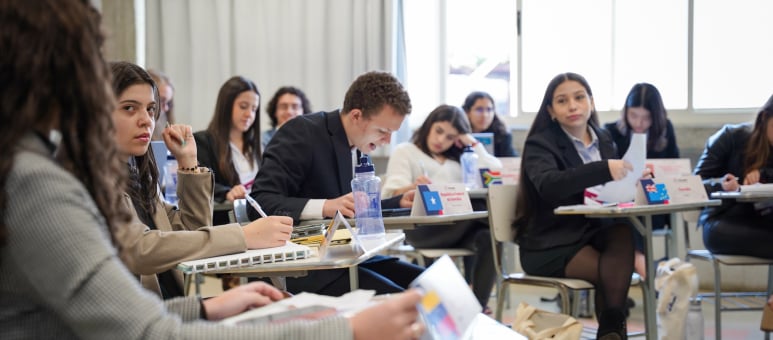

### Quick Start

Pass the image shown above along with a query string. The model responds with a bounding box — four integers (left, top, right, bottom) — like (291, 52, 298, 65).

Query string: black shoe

(597, 308, 627, 340)
(623, 297, 635, 318)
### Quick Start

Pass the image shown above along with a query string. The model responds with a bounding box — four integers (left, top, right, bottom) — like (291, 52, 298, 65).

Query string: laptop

(471, 132, 495, 154)
(150, 141, 169, 180)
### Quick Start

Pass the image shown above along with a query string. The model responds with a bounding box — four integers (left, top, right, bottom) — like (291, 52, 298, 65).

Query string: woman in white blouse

(382, 104, 501, 310)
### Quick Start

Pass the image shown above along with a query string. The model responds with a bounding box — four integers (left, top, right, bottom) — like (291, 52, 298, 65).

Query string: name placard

(411, 183, 473, 216)
(634, 175, 707, 205)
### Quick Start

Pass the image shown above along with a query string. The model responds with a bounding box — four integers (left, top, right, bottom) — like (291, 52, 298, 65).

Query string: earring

(551, 116, 556, 122)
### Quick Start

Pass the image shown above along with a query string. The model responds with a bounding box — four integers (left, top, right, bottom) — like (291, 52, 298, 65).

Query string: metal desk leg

(629, 215, 657, 340)
(194, 273, 202, 297)
(349, 266, 359, 291)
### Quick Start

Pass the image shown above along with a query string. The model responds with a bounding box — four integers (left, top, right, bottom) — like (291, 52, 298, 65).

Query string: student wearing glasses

(262, 86, 313, 150)
(462, 91, 519, 157)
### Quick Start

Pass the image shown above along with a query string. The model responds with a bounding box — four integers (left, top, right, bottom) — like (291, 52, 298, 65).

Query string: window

(446, 0, 514, 115)
(693, 0, 773, 109)
(404, 0, 773, 124)
(520, 0, 687, 112)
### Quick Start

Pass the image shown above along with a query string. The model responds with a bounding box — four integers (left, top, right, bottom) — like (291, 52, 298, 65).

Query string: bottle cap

(355, 154, 375, 173)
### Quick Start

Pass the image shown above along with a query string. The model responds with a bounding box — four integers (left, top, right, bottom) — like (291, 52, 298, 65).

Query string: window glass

(693, 0, 773, 109)
(446, 0, 514, 115)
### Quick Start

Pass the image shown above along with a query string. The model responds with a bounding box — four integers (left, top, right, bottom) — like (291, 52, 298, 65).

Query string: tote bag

(512, 302, 582, 340)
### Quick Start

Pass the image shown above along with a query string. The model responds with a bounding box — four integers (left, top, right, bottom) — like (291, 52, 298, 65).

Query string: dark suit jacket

(250, 110, 402, 221)
(517, 122, 617, 250)
(193, 130, 235, 203)
(694, 123, 773, 223)
(603, 119, 679, 159)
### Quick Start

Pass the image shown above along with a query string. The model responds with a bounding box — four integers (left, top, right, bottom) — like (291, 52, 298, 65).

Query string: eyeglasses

(472, 107, 494, 115)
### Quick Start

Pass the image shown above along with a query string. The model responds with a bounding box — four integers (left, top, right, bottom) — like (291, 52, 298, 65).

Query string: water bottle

(685, 297, 704, 340)
(164, 155, 178, 205)
(351, 154, 385, 239)
(460, 145, 480, 190)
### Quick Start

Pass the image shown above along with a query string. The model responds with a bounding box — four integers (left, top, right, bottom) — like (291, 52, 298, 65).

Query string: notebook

(177, 242, 312, 273)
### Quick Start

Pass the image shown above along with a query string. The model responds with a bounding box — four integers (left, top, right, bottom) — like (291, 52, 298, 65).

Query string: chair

(487, 184, 594, 321)
(682, 210, 773, 340)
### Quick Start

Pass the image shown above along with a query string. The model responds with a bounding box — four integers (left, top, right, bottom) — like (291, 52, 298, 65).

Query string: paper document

(595, 133, 646, 203)
(411, 255, 480, 340)
(220, 290, 376, 326)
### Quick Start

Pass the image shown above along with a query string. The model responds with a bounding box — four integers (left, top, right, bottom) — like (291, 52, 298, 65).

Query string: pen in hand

(166, 121, 186, 147)
(245, 194, 268, 218)
(419, 160, 428, 177)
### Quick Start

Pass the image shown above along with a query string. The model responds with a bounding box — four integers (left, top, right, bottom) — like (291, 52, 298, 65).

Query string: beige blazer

(116, 168, 247, 297)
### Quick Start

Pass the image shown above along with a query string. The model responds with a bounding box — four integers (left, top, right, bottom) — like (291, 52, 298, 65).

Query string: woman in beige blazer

(110, 61, 295, 298)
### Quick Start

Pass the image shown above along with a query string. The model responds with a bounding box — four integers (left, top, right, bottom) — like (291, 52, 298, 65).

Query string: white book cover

(177, 242, 311, 273)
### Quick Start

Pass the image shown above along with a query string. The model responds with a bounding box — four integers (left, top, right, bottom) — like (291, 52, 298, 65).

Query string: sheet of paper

(220, 290, 376, 326)
(411, 255, 480, 340)
(595, 133, 646, 203)
(740, 183, 773, 192)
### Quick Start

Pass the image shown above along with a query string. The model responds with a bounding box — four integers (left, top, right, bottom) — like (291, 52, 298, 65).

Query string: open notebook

(177, 242, 312, 274)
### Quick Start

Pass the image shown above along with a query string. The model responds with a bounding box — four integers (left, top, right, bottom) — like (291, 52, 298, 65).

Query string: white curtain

(145, 0, 402, 142)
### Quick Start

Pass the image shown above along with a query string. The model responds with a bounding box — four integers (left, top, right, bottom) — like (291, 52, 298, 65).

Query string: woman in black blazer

(515, 73, 635, 340)
(694, 94, 773, 259)
(194, 76, 262, 205)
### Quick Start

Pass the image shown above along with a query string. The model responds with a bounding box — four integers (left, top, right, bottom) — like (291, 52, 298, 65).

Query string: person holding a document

(694, 94, 773, 259)
(0, 2, 425, 338)
(514, 73, 635, 340)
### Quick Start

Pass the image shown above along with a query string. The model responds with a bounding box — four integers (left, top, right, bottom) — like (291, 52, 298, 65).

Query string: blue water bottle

(351, 154, 385, 239)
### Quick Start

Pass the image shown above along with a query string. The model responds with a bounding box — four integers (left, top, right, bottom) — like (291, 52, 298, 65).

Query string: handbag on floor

(512, 302, 582, 340)
(655, 257, 699, 340)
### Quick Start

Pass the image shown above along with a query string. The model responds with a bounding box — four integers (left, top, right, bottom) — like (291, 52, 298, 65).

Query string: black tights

(564, 223, 634, 318)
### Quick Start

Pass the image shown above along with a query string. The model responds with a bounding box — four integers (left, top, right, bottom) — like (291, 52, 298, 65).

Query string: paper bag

(512, 302, 582, 340)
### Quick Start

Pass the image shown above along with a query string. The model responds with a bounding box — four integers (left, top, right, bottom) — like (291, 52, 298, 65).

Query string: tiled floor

(196, 275, 771, 339)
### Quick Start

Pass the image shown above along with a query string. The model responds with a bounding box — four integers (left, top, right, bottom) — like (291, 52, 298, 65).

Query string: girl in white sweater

(382, 104, 500, 310)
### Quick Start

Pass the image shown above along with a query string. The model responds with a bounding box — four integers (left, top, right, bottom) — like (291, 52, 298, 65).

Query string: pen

(244, 194, 268, 218)
(419, 160, 428, 177)
(166, 121, 186, 147)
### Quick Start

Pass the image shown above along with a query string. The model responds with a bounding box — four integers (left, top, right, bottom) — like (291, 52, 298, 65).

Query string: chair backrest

(487, 184, 517, 243)
(233, 199, 250, 224)
(487, 184, 518, 277)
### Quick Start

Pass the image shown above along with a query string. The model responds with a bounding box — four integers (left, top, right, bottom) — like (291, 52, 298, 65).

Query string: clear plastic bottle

(351, 154, 385, 239)
(685, 297, 704, 340)
(164, 155, 178, 206)
(460, 145, 480, 190)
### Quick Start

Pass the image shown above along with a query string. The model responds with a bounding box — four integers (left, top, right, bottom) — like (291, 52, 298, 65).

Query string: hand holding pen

(162, 122, 197, 169)
(245, 194, 268, 218)
(414, 160, 432, 186)
(241, 194, 294, 248)
(721, 173, 740, 192)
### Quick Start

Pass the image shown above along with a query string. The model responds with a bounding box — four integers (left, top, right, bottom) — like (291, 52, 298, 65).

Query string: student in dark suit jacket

(694, 94, 773, 259)
(514, 73, 635, 340)
(250, 71, 424, 296)
(603, 82, 680, 278)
